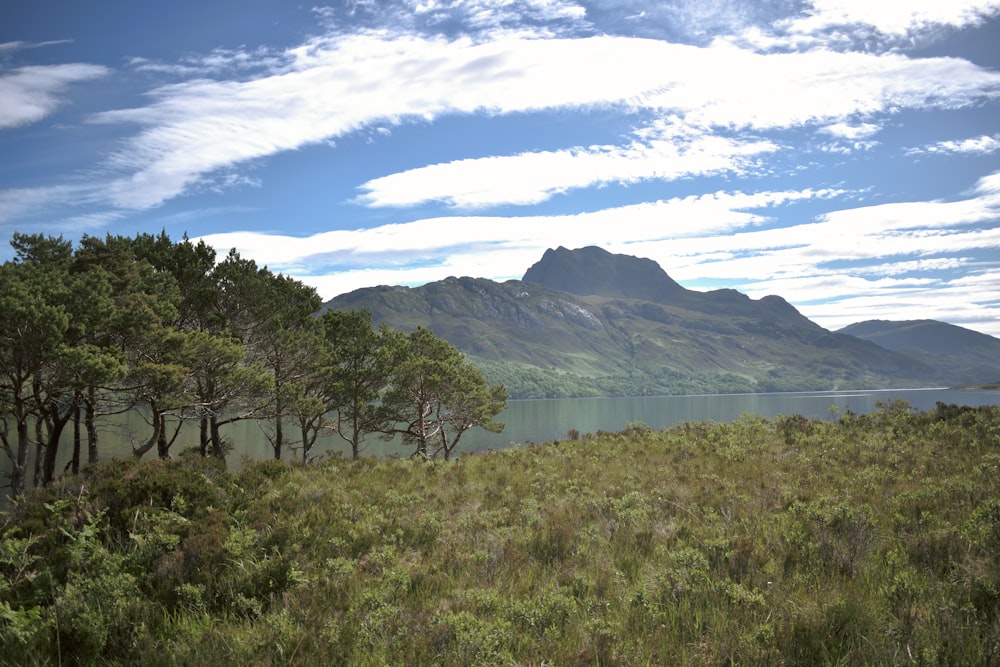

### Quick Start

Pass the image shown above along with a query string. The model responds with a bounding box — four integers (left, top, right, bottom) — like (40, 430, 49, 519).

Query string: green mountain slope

(838, 319, 1000, 385)
(324, 247, 951, 398)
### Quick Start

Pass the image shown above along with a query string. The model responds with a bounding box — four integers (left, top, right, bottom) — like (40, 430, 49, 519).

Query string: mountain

(838, 320, 1000, 385)
(324, 247, 957, 399)
(524, 246, 812, 322)
(523, 245, 687, 303)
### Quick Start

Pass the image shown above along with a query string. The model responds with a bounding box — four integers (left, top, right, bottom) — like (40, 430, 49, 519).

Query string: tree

(129, 231, 216, 332)
(0, 259, 69, 497)
(322, 310, 401, 460)
(245, 273, 322, 460)
(125, 329, 188, 461)
(183, 248, 313, 461)
(180, 329, 269, 463)
(130, 231, 219, 458)
(433, 364, 508, 460)
(70, 234, 182, 467)
(384, 327, 507, 460)
(0, 235, 127, 492)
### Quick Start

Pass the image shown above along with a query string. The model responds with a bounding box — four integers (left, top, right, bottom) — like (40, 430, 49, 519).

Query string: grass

(2, 401, 999, 665)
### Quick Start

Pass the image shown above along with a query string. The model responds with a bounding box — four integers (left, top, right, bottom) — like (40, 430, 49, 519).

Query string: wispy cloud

(0, 39, 73, 52)
(735, 0, 1000, 51)
(907, 133, 1000, 156)
(126, 46, 287, 78)
(86, 30, 1000, 212)
(0, 63, 108, 129)
(313, 0, 588, 36)
(785, 0, 1000, 39)
(822, 122, 880, 140)
(411, 0, 587, 29)
(0, 183, 104, 225)
(358, 121, 779, 208)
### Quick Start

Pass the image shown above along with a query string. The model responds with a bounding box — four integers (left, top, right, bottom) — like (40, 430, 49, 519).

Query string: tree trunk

(199, 417, 209, 457)
(33, 413, 44, 488)
(10, 403, 30, 498)
(132, 404, 163, 461)
(351, 412, 361, 461)
(273, 374, 284, 460)
(439, 427, 451, 461)
(1, 418, 28, 499)
(300, 424, 311, 464)
(68, 401, 81, 475)
(41, 399, 73, 486)
(2, 387, 31, 498)
(274, 413, 283, 460)
(85, 386, 99, 465)
(209, 416, 226, 464)
(157, 414, 182, 459)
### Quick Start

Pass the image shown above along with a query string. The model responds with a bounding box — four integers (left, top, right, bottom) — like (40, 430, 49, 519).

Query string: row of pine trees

(1, 232, 506, 498)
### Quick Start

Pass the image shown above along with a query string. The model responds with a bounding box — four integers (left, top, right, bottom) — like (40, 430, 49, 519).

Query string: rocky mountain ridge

(325, 246, 998, 398)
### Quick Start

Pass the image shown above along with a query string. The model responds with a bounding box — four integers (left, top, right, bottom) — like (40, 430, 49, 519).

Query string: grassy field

(2, 401, 999, 665)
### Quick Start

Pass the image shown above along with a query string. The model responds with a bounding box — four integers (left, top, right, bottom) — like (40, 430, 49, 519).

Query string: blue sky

(2, 1, 1000, 336)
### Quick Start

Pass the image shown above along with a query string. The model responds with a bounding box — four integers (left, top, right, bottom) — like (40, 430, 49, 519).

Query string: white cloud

(88, 30, 1000, 211)
(411, 0, 587, 28)
(908, 133, 1000, 156)
(974, 170, 1000, 195)
(0, 63, 108, 129)
(822, 122, 880, 140)
(736, 0, 1000, 52)
(357, 123, 779, 208)
(788, 0, 1000, 39)
(783, 274, 1000, 336)
(127, 46, 287, 78)
(0, 40, 73, 52)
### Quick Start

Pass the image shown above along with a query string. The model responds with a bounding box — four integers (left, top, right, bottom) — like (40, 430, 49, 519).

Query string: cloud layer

(80, 32, 1000, 213)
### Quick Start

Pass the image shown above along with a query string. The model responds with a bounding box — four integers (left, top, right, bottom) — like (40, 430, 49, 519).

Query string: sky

(2, 1, 1000, 337)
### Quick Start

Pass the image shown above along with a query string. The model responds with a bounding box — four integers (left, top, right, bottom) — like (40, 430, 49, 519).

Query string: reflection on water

(4, 388, 999, 484)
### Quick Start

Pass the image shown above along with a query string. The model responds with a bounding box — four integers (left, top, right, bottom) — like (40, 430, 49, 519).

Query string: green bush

(3, 403, 999, 665)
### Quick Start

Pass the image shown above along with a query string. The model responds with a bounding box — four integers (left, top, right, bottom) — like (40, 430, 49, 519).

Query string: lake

(4, 387, 999, 486)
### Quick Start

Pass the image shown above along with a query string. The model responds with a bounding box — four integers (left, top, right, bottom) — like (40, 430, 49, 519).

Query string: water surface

(5, 388, 999, 483)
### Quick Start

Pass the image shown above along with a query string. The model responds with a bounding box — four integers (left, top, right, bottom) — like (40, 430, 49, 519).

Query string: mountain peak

(522, 246, 686, 303)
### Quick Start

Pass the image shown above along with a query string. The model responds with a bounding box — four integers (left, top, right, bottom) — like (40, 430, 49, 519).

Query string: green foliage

(3, 402, 999, 664)
(320, 310, 400, 460)
(0, 231, 332, 487)
(384, 327, 507, 460)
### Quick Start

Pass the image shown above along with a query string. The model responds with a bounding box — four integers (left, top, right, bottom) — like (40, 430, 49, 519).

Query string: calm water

(5, 388, 1000, 483)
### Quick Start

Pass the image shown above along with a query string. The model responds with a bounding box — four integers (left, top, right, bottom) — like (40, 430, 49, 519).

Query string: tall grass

(2, 401, 999, 665)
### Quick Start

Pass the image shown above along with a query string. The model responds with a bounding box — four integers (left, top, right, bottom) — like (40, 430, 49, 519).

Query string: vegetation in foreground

(2, 401, 999, 665)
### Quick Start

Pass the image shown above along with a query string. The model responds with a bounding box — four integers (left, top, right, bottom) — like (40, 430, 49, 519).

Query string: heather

(2, 401, 999, 665)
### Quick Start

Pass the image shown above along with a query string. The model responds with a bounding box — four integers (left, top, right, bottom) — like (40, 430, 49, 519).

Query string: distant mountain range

(837, 320, 1000, 387)
(325, 246, 1000, 398)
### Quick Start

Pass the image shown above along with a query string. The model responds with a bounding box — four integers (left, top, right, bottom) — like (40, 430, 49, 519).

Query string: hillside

(325, 247, 950, 398)
(838, 319, 1000, 384)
